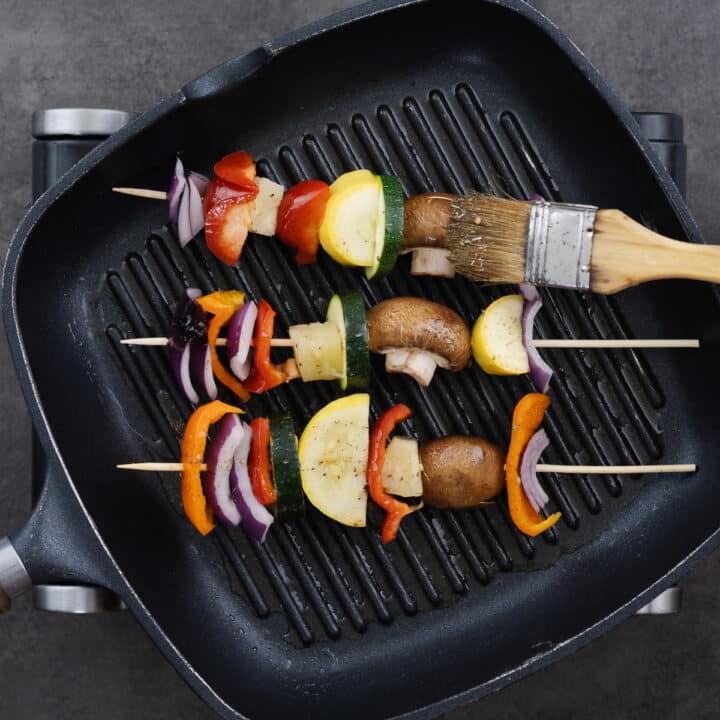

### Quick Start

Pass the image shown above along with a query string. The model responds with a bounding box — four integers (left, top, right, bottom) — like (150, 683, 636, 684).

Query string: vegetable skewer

(117, 462, 696, 474)
(133, 286, 698, 403)
(119, 395, 696, 543)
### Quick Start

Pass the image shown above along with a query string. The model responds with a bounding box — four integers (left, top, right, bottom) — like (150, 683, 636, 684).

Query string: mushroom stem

(410, 247, 456, 277)
(384, 349, 440, 386)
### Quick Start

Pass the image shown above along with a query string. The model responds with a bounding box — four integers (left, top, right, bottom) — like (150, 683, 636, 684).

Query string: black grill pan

(3, 1, 719, 718)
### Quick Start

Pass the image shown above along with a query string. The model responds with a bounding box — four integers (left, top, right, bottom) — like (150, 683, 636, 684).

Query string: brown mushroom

(420, 436, 505, 509)
(402, 193, 458, 249)
(366, 297, 471, 386)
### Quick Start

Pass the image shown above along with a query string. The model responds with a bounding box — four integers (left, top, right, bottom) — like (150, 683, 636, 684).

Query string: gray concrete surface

(1, 0, 719, 718)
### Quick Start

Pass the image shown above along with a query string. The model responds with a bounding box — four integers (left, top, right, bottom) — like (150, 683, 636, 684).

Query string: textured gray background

(1, 1, 719, 718)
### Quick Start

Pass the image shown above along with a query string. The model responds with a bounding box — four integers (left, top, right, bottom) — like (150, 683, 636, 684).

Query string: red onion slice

(186, 174, 205, 240)
(168, 340, 199, 404)
(519, 428, 550, 513)
(230, 421, 274, 543)
(205, 415, 244, 527)
(227, 301, 257, 381)
(176, 183, 194, 247)
(189, 339, 218, 401)
(188, 171, 210, 196)
(518, 283, 553, 393)
(168, 157, 187, 225)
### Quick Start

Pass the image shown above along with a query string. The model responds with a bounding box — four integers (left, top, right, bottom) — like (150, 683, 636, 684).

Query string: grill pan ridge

(4, 1, 720, 719)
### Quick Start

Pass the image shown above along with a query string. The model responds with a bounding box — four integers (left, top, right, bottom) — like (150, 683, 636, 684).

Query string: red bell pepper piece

(249, 417, 277, 505)
(245, 300, 287, 394)
(368, 403, 417, 543)
(276, 179, 330, 264)
(213, 150, 258, 193)
(181, 400, 243, 535)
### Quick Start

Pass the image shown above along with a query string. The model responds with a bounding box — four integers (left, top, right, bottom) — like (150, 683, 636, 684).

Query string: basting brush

(446, 194, 720, 293)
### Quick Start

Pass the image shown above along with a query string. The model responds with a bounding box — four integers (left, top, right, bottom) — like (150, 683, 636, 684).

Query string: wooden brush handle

(590, 210, 720, 293)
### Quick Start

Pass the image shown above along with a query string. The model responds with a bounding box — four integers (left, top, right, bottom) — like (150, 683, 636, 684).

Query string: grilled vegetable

(288, 320, 344, 383)
(276, 179, 330, 264)
(230, 419, 274, 542)
(368, 403, 419, 543)
(196, 291, 250, 401)
(204, 414, 244, 527)
(168, 158, 208, 247)
(402, 192, 456, 250)
(366, 175, 404, 279)
(505, 393, 561, 536)
(249, 417, 276, 506)
(471, 294, 529, 376)
(520, 428, 550, 513)
(270, 413, 304, 518)
(245, 300, 287, 394)
(213, 150, 258, 193)
(326, 291, 371, 391)
(249, 178, 284, 237)
(189, 339, 217, 400)
(319, 170, 381, 266)
(419, 436, 504, 509)
(381, 437, 423, 498)
(203, 177, 258, 266)
(366, 297, 471, 386)
(180, 400, 243, 535)
(227, 301, 257, 382)
(518, 284, 553, 392)
(298, 394, 370, 527)
(168, 288, 208, 404)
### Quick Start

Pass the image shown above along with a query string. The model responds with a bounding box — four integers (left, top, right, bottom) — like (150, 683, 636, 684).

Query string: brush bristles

(447, 193, 530, 283)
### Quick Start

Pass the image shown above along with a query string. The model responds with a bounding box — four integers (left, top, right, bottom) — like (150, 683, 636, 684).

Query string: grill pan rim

(1, 1, 709, 719)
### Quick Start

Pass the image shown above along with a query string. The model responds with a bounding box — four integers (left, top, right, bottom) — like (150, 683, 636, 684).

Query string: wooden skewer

(120, 337, 295, 348)
(117, 462, 696, 474)
(533, 339, 699, 349)
(120, 336, 698, 350)
(112, 187, 168, 200)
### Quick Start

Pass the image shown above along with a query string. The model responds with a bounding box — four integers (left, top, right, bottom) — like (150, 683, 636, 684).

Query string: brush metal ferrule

(524, 201, 597, 290)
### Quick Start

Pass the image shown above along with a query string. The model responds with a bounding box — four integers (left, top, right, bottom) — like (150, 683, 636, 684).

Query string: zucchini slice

(366, 175, 404, 279)
(326, 291, 370, 391)
(298, 394, 370, 527)
(269, 413, 305, 518)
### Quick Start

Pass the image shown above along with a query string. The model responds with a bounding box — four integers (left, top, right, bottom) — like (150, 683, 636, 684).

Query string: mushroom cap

(366, 297, 471, 371)
(420, 436, 505, 509)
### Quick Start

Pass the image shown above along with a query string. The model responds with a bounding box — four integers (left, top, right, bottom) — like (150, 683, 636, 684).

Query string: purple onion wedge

(168, 340, 199, 404)
(231, 421, 274, 543)
(188, 170, 210, 196)
(519, 428, 550, 513)
(204, 415, 244, 528)
(168, 158, 208, 247)
(518, 283, 553, 393)
(168, 288, 208, 403)
(227, 301, 257, 381)
(190, 339, 218, 401)
(168, 157, 187, 225)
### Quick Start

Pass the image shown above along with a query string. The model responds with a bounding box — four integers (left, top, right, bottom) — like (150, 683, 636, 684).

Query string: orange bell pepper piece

(368, 404, 419, 543)
(505, 393, 561, 537)
(196, 290, 250, 401)
(181, 400, 243, 535)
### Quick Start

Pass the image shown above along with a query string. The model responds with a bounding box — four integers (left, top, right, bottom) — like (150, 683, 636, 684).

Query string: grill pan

(3, 0, 719, 717)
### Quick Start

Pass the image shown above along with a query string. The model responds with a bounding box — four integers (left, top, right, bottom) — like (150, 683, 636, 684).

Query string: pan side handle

(182, 46, 271, 102)
(2, 454, 123, 613)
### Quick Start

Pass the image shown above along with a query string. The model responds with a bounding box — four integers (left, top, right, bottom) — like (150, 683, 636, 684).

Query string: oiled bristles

(447, 193, 530, 283)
